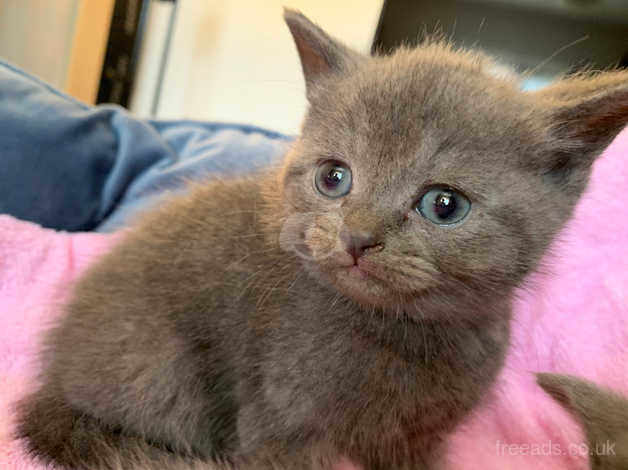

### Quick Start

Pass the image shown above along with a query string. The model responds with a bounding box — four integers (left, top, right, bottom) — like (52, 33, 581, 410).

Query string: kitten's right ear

(533, 76, 628, 190)
(284, 9, 363, 100)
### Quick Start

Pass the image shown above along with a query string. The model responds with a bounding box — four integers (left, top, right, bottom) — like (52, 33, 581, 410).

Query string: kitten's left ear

(541, 78, 628, 184)
(284, 9, 363, 100)
(534, 70, 628, 105)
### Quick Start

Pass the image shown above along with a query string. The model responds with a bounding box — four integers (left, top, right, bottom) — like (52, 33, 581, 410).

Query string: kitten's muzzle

(340, 229, 384, 264)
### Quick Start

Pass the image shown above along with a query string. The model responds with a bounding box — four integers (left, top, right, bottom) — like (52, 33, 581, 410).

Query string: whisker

(524, 35, 590, 78)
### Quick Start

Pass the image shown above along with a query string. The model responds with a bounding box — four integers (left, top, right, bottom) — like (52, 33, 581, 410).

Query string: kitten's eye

(417, 187, 471, 225)
(314, 160, 352, 198)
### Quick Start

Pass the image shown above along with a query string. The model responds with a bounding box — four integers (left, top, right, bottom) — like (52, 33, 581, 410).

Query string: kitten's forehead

(302, 44, 538, 194)
(344, 46, 529, 139)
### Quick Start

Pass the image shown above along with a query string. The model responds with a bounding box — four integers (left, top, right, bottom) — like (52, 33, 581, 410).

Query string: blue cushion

(0, 59, 293, 232)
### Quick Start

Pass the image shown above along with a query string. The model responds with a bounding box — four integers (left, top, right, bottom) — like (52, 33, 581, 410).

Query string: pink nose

(341, 230, 381, 262)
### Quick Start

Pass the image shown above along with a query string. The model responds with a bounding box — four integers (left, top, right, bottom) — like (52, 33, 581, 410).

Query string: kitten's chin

(334, 266, 392, 307)
(301, 252, 428, 313)
(326, 259, 410, 311)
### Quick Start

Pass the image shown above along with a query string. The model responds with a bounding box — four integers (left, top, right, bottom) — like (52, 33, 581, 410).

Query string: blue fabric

(0, 59, 292, 232)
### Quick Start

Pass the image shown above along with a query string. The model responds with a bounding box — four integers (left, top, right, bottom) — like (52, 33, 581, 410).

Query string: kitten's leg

(16, 387, 346, 470)
(15, 384, 183, 469)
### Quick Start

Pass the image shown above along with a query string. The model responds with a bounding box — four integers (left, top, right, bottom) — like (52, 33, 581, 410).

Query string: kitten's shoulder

(66, 173, 278, 317)
(134, 175, 271, 238)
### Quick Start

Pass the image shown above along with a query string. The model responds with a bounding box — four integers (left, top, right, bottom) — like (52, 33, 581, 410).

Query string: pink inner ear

(566, 91, 628, 147)
(294, 38, 332, 81)
(586, 102, 628, 140)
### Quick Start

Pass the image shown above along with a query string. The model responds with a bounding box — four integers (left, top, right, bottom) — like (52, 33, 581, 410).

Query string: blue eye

(314, 160, 352, 198)
(416, 187, 471, 225)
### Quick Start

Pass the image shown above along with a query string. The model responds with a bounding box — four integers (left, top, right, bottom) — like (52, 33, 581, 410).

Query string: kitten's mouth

(343, 259, 387, 282)
(311, 248, 428, 310)
(345, 264, 369, 280)
(329, 255, 395, 303)
(332, 252, 381, 281)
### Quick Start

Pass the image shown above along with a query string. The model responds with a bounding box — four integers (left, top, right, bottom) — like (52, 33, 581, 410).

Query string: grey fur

(16, 9, 628, 470)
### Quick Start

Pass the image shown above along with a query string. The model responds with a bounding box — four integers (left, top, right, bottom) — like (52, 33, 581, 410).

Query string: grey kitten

(16, 9, 628, 470)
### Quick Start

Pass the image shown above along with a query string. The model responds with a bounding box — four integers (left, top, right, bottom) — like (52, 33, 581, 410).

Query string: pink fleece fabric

(1, 128, 627, 469)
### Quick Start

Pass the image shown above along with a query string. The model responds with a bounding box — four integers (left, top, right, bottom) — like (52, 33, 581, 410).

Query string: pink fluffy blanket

(2, 129, 627, 469)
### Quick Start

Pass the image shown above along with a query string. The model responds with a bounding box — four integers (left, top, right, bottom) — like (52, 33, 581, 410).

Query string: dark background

(373, 0, 628, 86)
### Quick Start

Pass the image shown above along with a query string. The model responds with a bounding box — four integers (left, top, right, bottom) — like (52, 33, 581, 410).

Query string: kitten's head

(278, 10, 628, 316)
